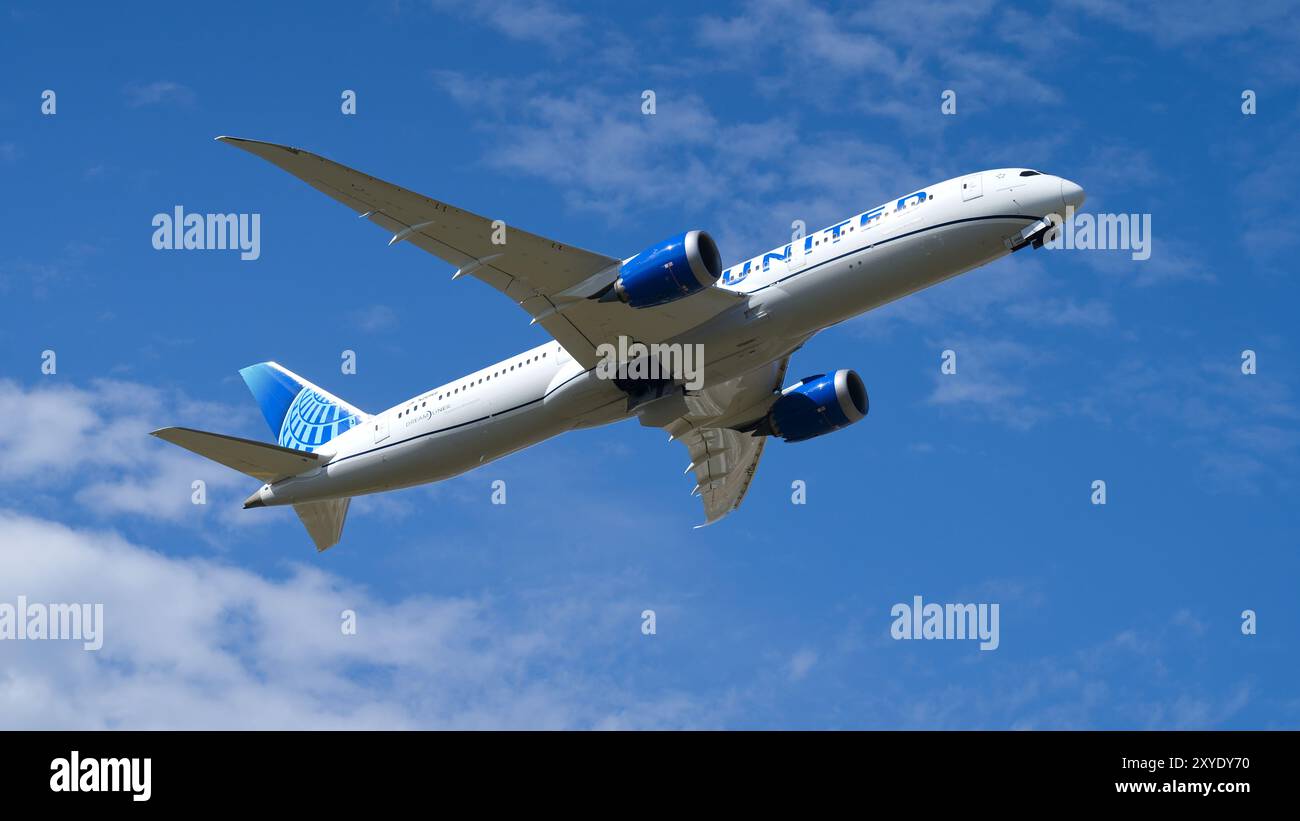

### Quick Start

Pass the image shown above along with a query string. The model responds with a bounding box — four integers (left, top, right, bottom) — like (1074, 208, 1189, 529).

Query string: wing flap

(684, 428, 768, 525)
(664, 356, 793, 525)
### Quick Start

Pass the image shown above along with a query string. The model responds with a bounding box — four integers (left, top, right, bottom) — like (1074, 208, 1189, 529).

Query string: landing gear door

(961, 174, 983, 201)
(372, 417, 389, 443)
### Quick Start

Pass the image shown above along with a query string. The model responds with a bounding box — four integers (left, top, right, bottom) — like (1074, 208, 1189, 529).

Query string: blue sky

(1, 0, 1298, 728)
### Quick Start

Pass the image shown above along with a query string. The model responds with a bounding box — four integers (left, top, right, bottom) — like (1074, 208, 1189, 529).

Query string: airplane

(153, 137, 1084, 551)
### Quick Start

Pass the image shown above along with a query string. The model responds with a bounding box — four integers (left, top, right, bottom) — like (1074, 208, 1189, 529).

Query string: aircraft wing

(219, 137, 743, 368)
(665, 355, 791, 526)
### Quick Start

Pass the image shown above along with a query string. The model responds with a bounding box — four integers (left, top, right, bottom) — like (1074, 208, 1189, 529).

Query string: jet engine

(752, 370, 869, 443)
(600, 230, 723, 308)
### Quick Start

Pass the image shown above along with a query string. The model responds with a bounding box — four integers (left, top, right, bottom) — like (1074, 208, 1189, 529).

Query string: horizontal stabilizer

(151, 426, 320, 482)
(293, 497, 351, 552)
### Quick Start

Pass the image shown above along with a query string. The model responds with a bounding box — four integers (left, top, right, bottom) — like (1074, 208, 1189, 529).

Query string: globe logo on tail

(277, 389, 359, 452)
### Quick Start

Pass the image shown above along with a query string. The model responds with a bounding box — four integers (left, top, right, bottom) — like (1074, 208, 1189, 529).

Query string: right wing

(219, 137, 743, 368)
(679, 427, 769, 527)
(666, 355, 792, 526)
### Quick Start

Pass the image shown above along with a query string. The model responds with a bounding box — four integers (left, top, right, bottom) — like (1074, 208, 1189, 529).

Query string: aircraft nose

(1060, 177, 1085, 211)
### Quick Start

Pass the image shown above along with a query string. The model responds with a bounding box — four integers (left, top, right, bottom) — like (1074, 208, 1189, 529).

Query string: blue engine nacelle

(756, 370, 869, 443)
(604, 230, 723, 308)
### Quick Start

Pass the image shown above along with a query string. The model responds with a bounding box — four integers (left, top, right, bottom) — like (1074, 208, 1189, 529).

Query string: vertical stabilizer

(239, 362, 367, 453)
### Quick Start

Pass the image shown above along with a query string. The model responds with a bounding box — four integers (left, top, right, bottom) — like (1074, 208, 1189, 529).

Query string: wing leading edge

(218, 136, 742, 368)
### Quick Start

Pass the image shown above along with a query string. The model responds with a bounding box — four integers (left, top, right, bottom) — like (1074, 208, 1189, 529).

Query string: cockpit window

(1019, 170, 1041, 177)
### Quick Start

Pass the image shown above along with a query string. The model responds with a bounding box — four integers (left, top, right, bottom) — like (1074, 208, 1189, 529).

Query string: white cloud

(1086, 356, 1300, 493)
(428, 0, 584, 46)
(0, 510, 704, 729)
(938, 50, 1061, 107)
(788, 648, 818, 681)
(123, 80, 195, 108)
(432, 72, 922, 259)
(348, 304, 399, 333)
(0, 378, 256, 525)
(1230, 109, 1300, 272)
(700, 0, 900, 79)
(1065, 0, 1299, 47)
(1005, 297, 1115, 329)
(925, 337, 1053, 430)
(699, 0, 1060, 123)
(1078, 238, 1216, 287)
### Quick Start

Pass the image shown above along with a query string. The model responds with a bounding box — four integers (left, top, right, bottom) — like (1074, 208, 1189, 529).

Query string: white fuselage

(252, 169, 1079, 507)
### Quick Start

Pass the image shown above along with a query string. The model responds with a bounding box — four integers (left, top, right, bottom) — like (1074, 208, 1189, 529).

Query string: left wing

(218, 137, 743, 368)
(665, 356, 792, 526)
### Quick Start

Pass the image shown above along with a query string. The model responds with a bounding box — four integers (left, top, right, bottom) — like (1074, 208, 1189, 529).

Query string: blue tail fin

(239, 362, 367, 453)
